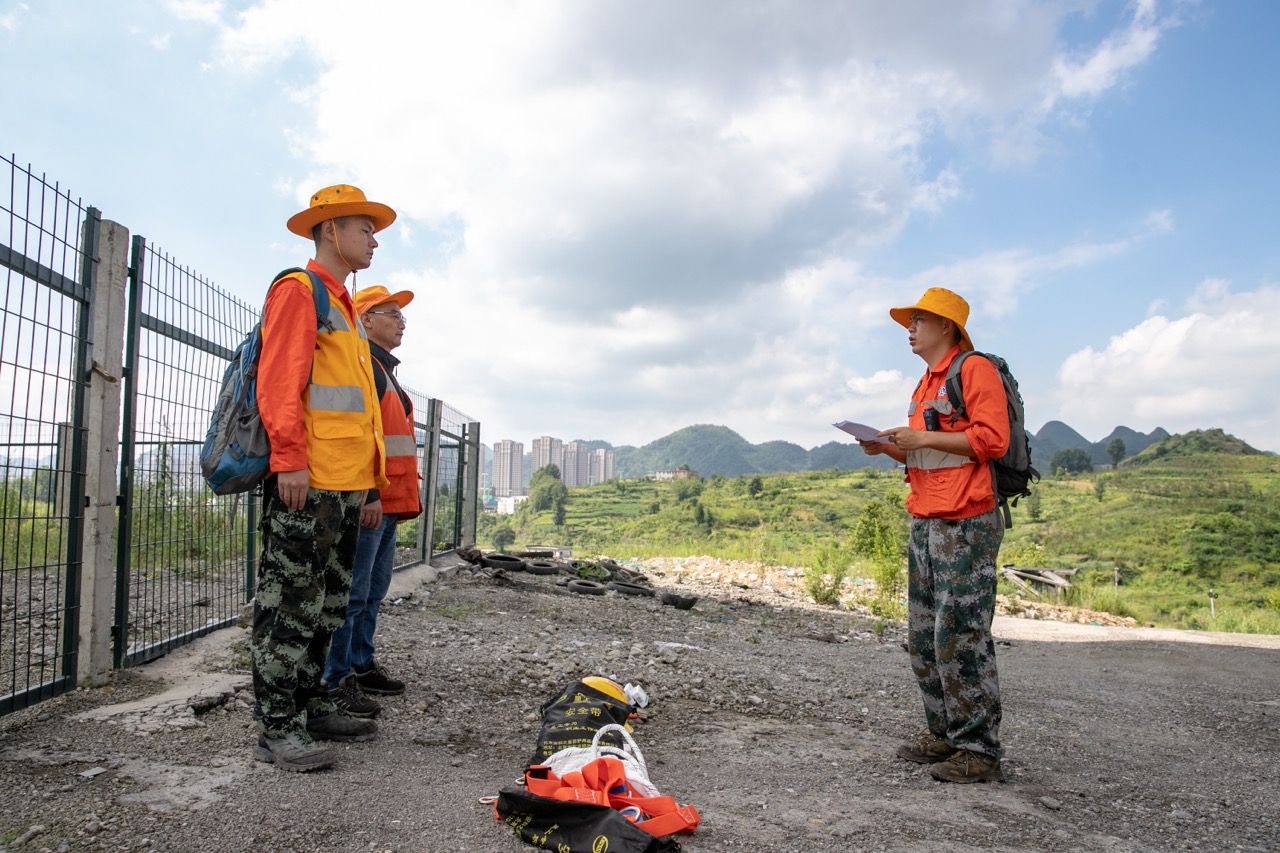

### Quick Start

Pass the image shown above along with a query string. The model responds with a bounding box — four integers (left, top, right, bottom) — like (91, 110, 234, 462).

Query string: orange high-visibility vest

(372, 355, 421, 517)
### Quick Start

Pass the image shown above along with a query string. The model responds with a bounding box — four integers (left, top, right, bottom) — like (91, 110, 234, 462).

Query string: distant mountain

(1126, 428, 1263, 465)
(1030, 422, 1169, 471)
(590, 424, 895, 478)
(546, 420, 1208, 481)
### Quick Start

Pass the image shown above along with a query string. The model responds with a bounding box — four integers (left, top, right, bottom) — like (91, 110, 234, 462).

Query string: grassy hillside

(481, 450, 1280, 635)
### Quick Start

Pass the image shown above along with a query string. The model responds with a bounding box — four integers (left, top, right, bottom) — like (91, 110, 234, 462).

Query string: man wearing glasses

(859, 287, 1010, 783)
(324, 286, 422, 719)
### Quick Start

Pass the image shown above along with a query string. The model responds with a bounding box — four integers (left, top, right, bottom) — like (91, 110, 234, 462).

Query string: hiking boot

(929, 748, 1003, 783)
(896, 732, 955, 764)
(329, 674, 381, 718)
(253, 732, 333, 772)
(306, 711, 378, 742)
(354, 660, 406, 696)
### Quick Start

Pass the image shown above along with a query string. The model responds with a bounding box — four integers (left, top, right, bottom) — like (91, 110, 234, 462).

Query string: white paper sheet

(832, 420, 891, 444)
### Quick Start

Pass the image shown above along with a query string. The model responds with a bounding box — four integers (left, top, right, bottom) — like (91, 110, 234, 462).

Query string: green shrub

(805, 542, 848, 606)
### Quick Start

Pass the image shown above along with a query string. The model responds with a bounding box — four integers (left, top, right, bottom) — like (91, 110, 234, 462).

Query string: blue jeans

(323, 514, 397, 687)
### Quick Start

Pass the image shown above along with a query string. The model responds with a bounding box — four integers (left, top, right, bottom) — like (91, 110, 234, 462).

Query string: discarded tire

(525, 559, 560, 576)
(660, 591, 698, 610)
(606, 580, 656, 598)
(567, 579, 607, 596)
(481, 553, 526, 572)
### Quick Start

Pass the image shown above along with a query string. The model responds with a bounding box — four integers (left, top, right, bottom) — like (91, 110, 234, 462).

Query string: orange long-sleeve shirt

(258, 260, 381, 485)
(904, 346, 1010, 519)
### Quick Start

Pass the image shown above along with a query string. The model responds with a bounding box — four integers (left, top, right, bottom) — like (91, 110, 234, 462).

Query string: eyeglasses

(366, 309, 405, 322)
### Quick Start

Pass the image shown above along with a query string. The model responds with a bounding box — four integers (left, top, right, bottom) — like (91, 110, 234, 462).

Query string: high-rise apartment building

(531, 435, 564, 475)
(562, 441, 591, 487)
(589, 447, 615, 484)
(493, 439, 524, 497)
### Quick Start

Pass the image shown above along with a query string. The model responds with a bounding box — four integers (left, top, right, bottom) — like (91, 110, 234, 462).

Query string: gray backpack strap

(943, 350, 979, 422)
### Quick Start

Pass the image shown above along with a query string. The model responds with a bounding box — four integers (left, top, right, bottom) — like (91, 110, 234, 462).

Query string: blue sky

(3, 0, 1277, 453)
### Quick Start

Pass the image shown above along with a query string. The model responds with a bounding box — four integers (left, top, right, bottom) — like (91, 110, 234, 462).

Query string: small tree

(1027, 489, 1042, 522)
(1094, 477, 1106, 502)
(747, 476, 764, 498)
(850, 500, 905, 605)
(492, 524, 516, 551)
(1050, 448, 1093, 474)
(805, 541, 849, 606)
(1107, 438, 1126, 468)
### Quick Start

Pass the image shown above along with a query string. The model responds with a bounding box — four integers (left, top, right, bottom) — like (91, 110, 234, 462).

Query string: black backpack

(944, 351, 1040, 527)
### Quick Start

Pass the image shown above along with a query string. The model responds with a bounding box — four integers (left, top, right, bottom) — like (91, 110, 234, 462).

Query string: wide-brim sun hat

(889, 286, 974, 352)
(287, 184, 397, 238)
(353, 285, 415, 317)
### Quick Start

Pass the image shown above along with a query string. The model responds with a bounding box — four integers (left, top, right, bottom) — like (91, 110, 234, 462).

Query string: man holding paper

(859, 286, 1010, 783)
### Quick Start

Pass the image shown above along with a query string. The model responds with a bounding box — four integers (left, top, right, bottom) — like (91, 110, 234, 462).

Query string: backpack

(944, 351, 1040, 528)
(200, 268, 333, 495)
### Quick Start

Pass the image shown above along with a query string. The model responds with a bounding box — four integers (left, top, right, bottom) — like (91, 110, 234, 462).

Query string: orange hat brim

(287, 201, 397, 238)
(889, 302, 973, 352)
(354, 287, 414, 316)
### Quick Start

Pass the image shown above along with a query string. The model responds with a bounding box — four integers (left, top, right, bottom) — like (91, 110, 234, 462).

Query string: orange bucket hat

(353, 285, 414, 317)
(287, 184, 397, 238)
(889, 286, 973, 352)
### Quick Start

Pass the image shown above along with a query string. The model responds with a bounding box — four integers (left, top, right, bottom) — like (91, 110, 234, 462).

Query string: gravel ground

(1, 555, 1277, 852)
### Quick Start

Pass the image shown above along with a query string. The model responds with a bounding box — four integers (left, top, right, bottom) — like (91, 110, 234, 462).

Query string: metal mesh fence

(0, 155, 90, 712)
(116, 241, 260, 666)
(433, 400, 470, 551)
(1, 149, 480, 707)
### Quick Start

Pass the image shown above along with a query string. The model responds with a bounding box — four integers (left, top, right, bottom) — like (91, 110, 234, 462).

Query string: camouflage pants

(251, 481, 362, 738)
(906, 509, 1004, 758)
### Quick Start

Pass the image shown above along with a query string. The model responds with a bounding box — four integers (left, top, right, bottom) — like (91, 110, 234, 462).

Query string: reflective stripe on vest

(907, 399, 954, 416)
(383, 434, 416, 458)
(324, 303, 351, 332)
(907, 447, 973, 470)
(308, 384, 366, 413)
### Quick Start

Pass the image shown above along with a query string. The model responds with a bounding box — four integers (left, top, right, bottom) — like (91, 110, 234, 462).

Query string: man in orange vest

(252, 185, 393, 772)
(860, 287, 1010, 783)
(324, 285, 423, 718)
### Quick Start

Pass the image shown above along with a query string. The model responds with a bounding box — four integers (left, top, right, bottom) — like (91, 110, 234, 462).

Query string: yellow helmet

(582, 676, 628, 704)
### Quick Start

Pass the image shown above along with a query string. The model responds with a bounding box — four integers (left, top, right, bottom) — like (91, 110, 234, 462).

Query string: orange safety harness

(518, 757, 701, 838)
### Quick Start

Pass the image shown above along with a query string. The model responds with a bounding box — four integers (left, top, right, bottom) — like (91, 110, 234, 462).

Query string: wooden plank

(1001, 568, 1041, 599)
(1039, 569, 1073, 589)
(1005, 566, 1071, 588)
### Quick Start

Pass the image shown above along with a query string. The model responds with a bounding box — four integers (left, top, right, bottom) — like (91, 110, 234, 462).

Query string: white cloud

(150, 33, 172, 51)
(167, 0, 223, 25)
(1054, 284, 1280, 452)
(1050, 0, 1165, 103)
(202, 1, 1176, 447)
(0, 1, 29, 31)
(907, 208, 1171, 320)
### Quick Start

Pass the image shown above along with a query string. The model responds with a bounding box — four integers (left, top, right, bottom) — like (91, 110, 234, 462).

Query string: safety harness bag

(495, 786, 682, 853)
(531, 678, 636, 765)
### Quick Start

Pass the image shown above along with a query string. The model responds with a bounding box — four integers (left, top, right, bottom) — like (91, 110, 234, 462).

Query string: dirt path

(0, 555, 1276, 852)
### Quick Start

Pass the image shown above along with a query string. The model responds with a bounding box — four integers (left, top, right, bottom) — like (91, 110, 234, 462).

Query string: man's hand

(276, 469, 310, 510)
(881, 425, 977, 459)
(861, 435, 908, 464)
(857, 438, 887, 456)
(361, 499, 384, 529)
(879, 426, 929, 451)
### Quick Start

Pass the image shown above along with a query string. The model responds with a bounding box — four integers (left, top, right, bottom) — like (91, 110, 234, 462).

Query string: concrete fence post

(76, 218, 129, 686)
(419, 399, 443, 557)
(461, 420, 480, 547)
